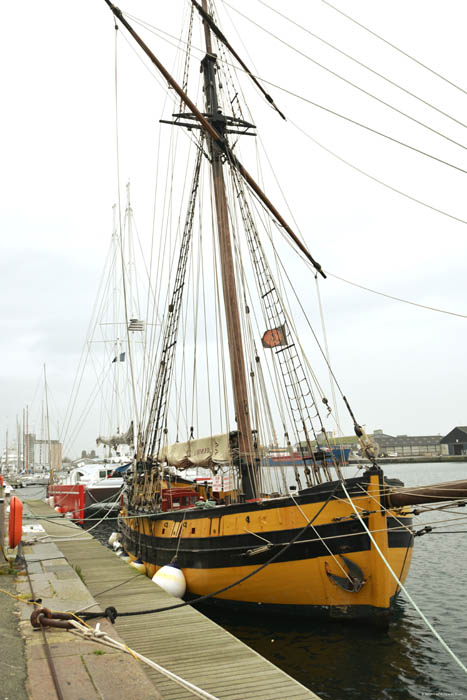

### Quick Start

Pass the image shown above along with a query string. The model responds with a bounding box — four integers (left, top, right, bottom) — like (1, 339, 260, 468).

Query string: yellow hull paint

(142, 546, 412, 610)
(122, 472, 413, 616)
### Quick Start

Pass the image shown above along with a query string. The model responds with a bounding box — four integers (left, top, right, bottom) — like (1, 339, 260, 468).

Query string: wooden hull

(120, 471, 413, 622)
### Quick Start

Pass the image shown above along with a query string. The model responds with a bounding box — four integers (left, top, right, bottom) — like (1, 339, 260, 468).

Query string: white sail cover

(158, 432, 232, 469)
(96, 422, 133, 450)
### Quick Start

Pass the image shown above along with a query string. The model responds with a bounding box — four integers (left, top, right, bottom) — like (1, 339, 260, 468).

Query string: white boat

(57, 461, 128, 508)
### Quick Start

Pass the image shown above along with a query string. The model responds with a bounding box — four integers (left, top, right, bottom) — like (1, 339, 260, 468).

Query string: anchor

(325, 555, 366, 593)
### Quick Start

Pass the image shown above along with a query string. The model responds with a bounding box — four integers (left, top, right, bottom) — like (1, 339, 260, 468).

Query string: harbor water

(202, 462, 467, 700)
(23, 461, 467, 699)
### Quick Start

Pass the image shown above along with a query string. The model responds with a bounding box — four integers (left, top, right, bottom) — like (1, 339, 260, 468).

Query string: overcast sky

(2, 1, 467, 458)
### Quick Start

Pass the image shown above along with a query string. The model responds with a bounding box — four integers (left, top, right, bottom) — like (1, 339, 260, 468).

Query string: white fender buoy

(108, 532, 120, 546)
(152, 562, 186, 598)
(112, 539, 123, 551)
(130, 557, 146, 574)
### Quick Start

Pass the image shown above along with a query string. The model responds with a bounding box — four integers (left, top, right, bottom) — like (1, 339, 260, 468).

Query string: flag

(112, 352, 126, 363)
(261, 325, 287, 348)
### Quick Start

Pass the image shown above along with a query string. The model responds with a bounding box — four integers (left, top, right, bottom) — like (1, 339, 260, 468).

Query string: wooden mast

(103, 2, 326, 279)
(103, 0, 325, 495)
(200, 0, 256, 497)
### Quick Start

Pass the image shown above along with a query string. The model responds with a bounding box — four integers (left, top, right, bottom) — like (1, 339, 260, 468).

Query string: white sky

(2, 0, 467, 458)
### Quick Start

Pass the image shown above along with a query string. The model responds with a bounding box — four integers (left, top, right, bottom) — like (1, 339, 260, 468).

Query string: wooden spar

(200, 0, 255, 492)
(103, 1, 325, 279)
(190, 0, 286, 120)
(388, 479, 467, 507)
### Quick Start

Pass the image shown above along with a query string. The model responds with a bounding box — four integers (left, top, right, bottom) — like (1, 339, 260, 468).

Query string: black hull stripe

(120, 517, 413, 569)
(125, 475, 377, 522)
(125, 473, 406, 523)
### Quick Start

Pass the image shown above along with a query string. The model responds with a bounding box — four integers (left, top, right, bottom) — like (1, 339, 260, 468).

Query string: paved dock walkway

(26, 499, 320, 700)
(8, 501, 159, 700)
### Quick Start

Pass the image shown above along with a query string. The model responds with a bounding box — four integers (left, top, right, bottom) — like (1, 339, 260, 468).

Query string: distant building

(33, 439, 62, 470)
(300, 434, 361, 452)
(293, 429, 453, 458)
(24, 433, 62, 471)
(371, 429, 447, 457)
(440, 427, 467, 456)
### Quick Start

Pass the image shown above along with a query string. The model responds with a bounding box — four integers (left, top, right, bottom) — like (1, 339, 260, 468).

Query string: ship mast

(199, 0, 256, 497)
(103, 0, 327, 496)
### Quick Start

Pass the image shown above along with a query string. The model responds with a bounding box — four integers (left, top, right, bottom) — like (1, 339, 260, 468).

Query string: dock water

(25, 499, 319, 699)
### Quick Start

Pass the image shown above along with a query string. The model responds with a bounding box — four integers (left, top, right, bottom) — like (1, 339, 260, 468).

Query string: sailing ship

(53, 183, 150, 508)
(102, 0, 467, 623)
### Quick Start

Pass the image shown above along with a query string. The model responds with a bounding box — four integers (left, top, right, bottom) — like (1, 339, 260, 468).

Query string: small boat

(96, 0, 467, 624)
(21, 472, 50, 486)
(56, 461, 126, 508)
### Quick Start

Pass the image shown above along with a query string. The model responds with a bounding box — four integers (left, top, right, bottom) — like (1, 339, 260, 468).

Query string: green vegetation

(73, 565, 86, 584)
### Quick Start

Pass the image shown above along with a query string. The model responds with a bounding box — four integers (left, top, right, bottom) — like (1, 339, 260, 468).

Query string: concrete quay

(1, 492, 320, 700)
(1, 499, 160, 700)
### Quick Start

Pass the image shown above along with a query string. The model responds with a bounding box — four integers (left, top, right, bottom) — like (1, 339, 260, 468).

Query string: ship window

(162, 528, 166, 534)
(99, 470, 106, 479)
(191, 528, 196, 534)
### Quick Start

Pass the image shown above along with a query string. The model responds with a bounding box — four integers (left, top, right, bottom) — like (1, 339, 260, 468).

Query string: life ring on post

(8, 495, 23, 549)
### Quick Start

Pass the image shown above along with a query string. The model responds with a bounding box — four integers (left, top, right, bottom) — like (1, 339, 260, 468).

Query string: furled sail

(158, 432, 233, 469)
(96, 421, 134, 449)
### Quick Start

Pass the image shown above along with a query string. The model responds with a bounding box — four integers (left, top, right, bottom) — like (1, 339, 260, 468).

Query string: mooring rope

(341, 481, 467, 677)
(79, 482, 341, 620)
(69, 620, 219, 700)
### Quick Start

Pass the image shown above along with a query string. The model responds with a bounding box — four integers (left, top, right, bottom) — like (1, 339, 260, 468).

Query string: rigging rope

(83, 481, 340, 619)
(321, 0, 467, 97)
(223, 2, 467, 152)
(289, 119, 467, 225)
(123, 11, 467, 224)
(255, 0, 467, 130)
(324, 270, 467, 319)
(68, 620, 219, 700)
(341, 481, 467, 677)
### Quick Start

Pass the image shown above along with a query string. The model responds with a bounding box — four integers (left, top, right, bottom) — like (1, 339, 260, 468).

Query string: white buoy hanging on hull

(108, 532, 120, 546)
(112, 539, 122, 551)
(152, 560, 186, 598)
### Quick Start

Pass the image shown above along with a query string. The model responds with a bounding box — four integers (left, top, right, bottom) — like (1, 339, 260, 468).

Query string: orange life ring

(8, 495, 23, 549)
